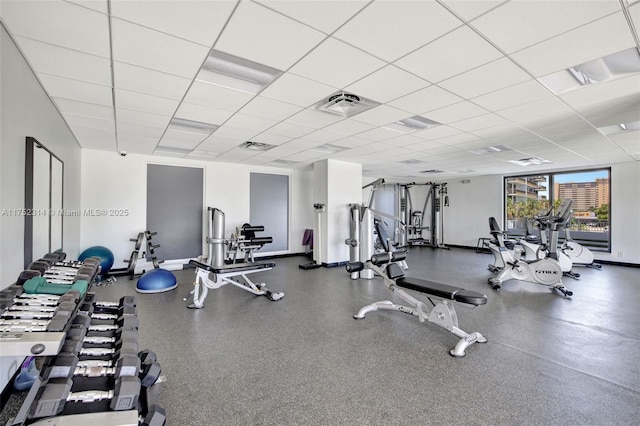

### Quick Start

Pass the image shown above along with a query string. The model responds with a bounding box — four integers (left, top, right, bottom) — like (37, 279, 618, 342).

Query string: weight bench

(347, 251, 487, 357)
(185, 260, 284, 309)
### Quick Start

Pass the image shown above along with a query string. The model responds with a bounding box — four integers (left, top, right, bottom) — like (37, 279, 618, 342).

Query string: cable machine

(401, 182, 449, 249)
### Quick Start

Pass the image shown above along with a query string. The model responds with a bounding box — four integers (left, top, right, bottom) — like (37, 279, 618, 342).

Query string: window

(504, 168, 610, 252)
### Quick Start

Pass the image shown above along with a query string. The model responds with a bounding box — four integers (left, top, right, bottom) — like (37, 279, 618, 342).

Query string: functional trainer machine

(401, 182, 449, 249)
(347, 222, 487, 357)
(184, 207, 284, 309)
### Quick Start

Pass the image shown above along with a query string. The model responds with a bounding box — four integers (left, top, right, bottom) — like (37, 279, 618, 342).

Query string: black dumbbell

(29, 376, 141, 418)
(137, 349, 162, 388)
(44, 352, 141, 380)
(141, 404, 166, 426)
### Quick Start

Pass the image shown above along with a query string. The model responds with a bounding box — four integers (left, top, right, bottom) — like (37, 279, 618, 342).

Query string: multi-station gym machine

(399, 182, 449, 249)
(346, 179, 450, 279)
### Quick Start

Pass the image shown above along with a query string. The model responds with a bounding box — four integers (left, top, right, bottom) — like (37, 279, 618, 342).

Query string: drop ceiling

(1, 0, 639, 181)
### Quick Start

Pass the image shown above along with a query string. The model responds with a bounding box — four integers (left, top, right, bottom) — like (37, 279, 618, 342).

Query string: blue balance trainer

(136, 268, 177, 293)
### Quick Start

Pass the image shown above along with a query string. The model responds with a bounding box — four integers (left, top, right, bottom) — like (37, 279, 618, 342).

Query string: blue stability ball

(79, 246, 114, 276)
(136, 268, 177, 293)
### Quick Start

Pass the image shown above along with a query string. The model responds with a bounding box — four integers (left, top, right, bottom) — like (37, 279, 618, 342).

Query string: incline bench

(347, 251, 488, 357)
(185, 260, 283, 309)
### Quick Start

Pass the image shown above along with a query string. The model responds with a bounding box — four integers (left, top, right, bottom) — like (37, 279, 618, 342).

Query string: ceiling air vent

(315, 91, 380, 118)
(509, 157, 551, 166)
(420, 169, 444, 174)
(240, 141, 276, 151)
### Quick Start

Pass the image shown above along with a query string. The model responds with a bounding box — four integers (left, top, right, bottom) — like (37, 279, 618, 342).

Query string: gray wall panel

(147, 164, 203, 260)
(250, 173, 289, 252)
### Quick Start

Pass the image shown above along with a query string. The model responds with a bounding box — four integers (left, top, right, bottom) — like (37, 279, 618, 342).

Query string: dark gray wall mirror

(24, 136, 64, 267)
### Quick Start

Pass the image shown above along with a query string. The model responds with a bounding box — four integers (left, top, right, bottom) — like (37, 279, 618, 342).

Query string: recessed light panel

(538, 47, 640, 95)
(312, 143, 349, 153)
(398, 159, 425, 165)
(169, 117, 219, 135)
(197, 50, 283, 95)
(385, 116, 441, 133)
(470, 144, 512, 155)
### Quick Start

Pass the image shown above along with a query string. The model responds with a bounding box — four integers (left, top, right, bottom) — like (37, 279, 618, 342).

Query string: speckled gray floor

(4, 248, 640, 425)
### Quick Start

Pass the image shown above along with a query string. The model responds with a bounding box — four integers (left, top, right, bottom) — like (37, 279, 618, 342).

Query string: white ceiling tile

(356, 127, 406, 142)
(351, 105, 414, 126)
(111, 18, 209, 78)
(182, 81, 254, 111)
(223, 113, 279, 133)
(333, 1, 462, 62)
(472, 0, 621, 54)
(560, 74, 640, 110)
(511, 12, 636, 77)
(289, 38, 386, 88)
(412, 125, 463, 140)
(382, 134, 423, 148)
(110, 0, 235, 46)
(322, 119, 375, 136)
(256, 0, 368, 34)
(268, 122, 315, 138)
(197, 135, 244, 152)
(174, 103, 234, 126)
(251, 133, 293, 146)
(261, 73, 337, 107)
(438, 0, 508, 22)
(240, 97, 303, 122)
(65, 0, 108, 14)
(1, 0, 110, 56)
(159, 129, 208, 150)
(115, 89, 180, 116)
(345, 65, 430, 103)
(117, 134, 158, 155)
(297, 130, 345, 144)
(435, 132, 482, 146)
(117, 122, 165, 138)
(450, 113, 510, 132)
(388, 85, 463, 115)
(113, 62, 191, 100)
(497, 97, 576, 124)
(439, 57, 532, 99)
(285, 109, 344, 129)
(333, 136, 371, 148)
(65, 114, 113, 132)
(14, 37, 111, 85)
(211, 126, 258, 142)
(116, 108, 171, 129)
(472, 79, 554, 111)
(424, 101, 489, 124)
(215, 0, 325, 70)
(39, 74, 112, 106)
(53, 97, 113, 120)
(395, 26, 503, 83)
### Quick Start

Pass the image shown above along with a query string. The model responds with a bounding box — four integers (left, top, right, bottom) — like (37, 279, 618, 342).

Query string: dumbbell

(29, 376, 141, 418)
(141, 404, 166, 426)
(23, 277, 89, 297)
(43, 252, 67, 263)
(1, 298, 75, 322)
(60, 326, 138, 356)
(84, 294, 137, 310)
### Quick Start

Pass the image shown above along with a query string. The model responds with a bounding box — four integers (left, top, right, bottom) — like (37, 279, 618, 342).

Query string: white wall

(0, 25, 82, 391)
(80, 150, 314, 269)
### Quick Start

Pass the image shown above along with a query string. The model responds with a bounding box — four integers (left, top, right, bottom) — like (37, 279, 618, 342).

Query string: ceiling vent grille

(420, 169, 444, 174)
(240, 141, 276, 151)
(315, 91, 380, 118)
(509, 157, 551, 166)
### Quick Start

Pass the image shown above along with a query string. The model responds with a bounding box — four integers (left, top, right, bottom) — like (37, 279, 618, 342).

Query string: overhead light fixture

(470, 145, 512, 155)
(509, 157, 551, 166)
(269, 159, 298, 166)
(240, 141, 276, 151)
(598, 120, 640, 135)
(538, 47, 640, 95)
(457, 169, 475, 173)
(384, 116, 441, 133)
(315, 91, 380, 118)
(155, 146, 192, 155)
(398, 159, 425, 165)
(420, 169, 444, 174)
(196, 50, 282, 95)
(169, 117, 219, 135)
(312, 143, 349, 153)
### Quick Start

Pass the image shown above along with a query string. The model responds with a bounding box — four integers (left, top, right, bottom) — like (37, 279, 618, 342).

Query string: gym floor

(3, 248, 640, 425)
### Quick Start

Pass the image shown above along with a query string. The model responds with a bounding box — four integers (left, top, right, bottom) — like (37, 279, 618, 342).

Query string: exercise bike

(560, 216, 602, 270)
(517, 216, 580, 280)
(487, 200, 575, 297)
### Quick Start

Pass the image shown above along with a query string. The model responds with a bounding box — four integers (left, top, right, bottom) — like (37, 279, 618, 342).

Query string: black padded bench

(189, 259, 275, 274)
(396, 277, 488, 306)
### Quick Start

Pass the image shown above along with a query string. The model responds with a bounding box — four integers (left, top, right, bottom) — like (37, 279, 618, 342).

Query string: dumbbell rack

(6, 294, 165, 426)
(121, 230, 164, 279)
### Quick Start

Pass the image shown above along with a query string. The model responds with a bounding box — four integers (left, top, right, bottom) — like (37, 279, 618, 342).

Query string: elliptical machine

(487, 199, 576, 297)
